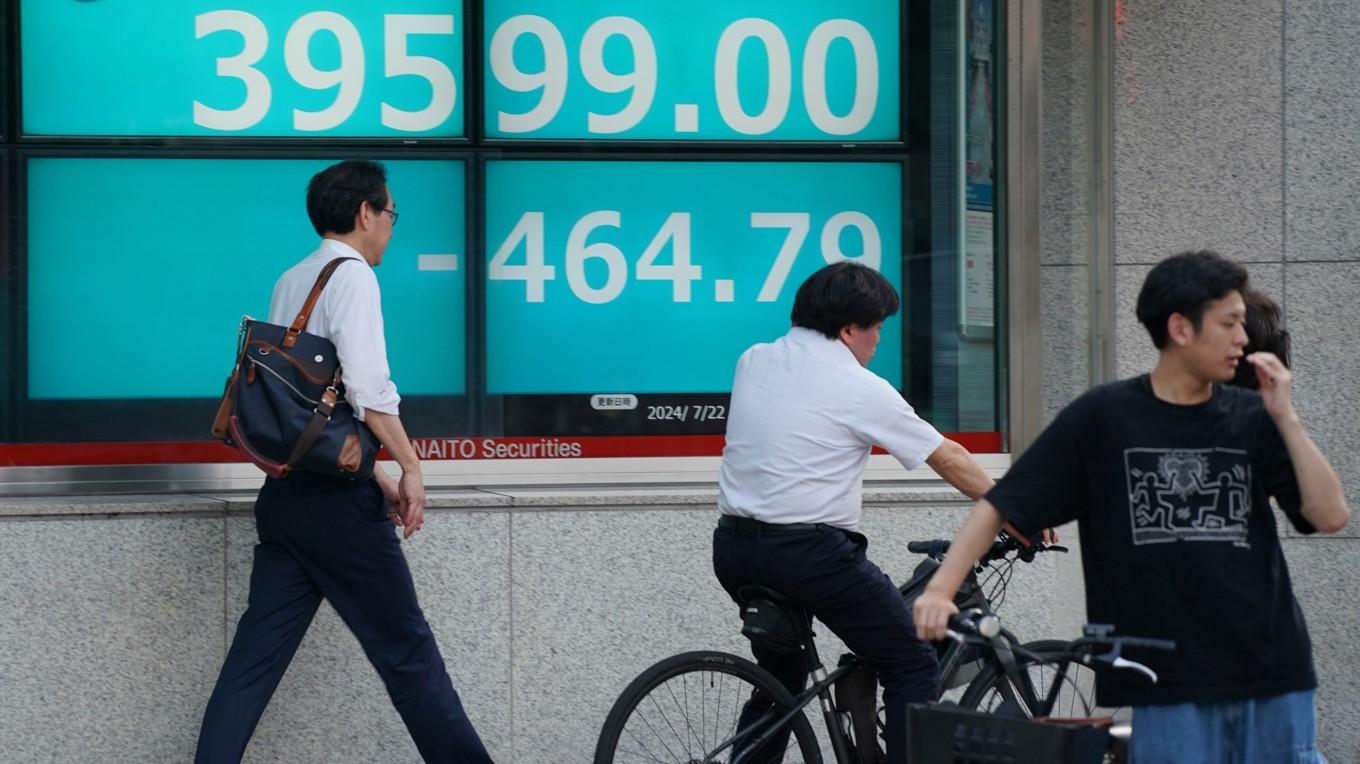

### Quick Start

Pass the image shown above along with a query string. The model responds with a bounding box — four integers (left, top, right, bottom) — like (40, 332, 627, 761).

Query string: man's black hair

(306, 159, 388, 237)
(1230, 289, 1291, 389)
(1135, 250, 1249, 350)
(790, 262, 900, 339)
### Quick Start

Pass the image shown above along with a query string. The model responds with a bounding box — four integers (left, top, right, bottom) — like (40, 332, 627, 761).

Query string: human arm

(924, 438, 995, 501)
(925, 439, 1060, 541)
(1250, 352, 1349, 533)
(365, 410, 426, 539)
(913, 499, 1007, 640)
(324, 264, 422, 535)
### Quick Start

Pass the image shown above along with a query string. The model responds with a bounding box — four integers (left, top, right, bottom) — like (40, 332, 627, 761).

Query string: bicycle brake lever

(1110, 656, 1158, 684)
(1046, 544, 1069, 553)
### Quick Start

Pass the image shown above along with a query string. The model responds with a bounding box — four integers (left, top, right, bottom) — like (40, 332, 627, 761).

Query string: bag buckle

(315, 386, 339, 419)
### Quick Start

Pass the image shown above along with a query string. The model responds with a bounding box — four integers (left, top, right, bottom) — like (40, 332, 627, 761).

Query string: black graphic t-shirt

(987, 376, 1317, 707)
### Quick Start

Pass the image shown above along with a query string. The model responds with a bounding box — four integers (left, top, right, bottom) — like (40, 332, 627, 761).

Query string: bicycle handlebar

(1096, 635, 1177, 652)
(946, 609, 1000, 639)
(907, 532, 1066, 565)
(1074, 624, 1176, 653)
(947, 610, 1178, 684)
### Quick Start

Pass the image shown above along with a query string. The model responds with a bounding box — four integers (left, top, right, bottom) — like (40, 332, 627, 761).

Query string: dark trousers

(195, 473, 492, 763)
(713, 524, 939, 764)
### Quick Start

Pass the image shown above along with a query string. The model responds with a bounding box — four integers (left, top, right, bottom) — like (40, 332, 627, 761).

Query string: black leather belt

(718, 515, 831, 534)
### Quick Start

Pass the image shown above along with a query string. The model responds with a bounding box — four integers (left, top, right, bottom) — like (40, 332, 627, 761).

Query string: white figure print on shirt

(1124, 448, 1251, 548)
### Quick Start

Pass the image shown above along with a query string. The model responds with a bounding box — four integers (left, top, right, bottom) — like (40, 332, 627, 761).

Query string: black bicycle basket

(906, 704, 1107, 764)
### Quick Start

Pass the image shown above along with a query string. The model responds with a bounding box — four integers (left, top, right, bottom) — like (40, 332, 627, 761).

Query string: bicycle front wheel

(957, 639, 1111, 720)
(594, 651, 823, 764)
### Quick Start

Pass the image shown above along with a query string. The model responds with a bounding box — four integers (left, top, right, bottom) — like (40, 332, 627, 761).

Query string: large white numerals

(490, 15, 568, 133)
(566, 212, 628, 304)
(490, 211, 879, 305)
(637, 213, 701, 301)
(803, 20, 878, 135)
(194, 12, 456, 132)
(751, 213, 810, 302)
(489, 212, 555, 303)
(715, 19, 792, 136)
(492, 16, 658, 135)
(753, 212, 882, 301)
(821, 211, 881, 269)
(194, 11, 271, 131)
(581, 17, 658, 134)
(285, 12, 363, 132)
(484, 14, 880, 136)
(491, 212, 701, 304)
(716, 17, 879, 136)
(382, 15, 458, 131)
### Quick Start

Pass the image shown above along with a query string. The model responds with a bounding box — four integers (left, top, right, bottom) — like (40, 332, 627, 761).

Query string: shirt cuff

(894, 430, 945, 471)
(348, 385, 401, 421)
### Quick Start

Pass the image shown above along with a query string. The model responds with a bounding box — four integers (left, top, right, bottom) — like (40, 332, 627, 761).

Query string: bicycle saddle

(735, 585, 812, 655)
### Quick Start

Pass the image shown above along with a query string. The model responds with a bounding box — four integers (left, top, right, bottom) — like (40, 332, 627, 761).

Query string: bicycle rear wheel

(594, 651, 823, 764)
(957, 639, 1114, 720)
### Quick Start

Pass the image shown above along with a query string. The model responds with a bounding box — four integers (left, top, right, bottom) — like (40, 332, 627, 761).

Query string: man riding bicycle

(714, 262, 995, 763)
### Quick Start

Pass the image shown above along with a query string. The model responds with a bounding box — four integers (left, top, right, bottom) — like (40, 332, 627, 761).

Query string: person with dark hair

(195, 160, 493, 763)
(915, 250, 1348, 763)
(1232, 288, 1291, 389)
(714, 261, 996, 762)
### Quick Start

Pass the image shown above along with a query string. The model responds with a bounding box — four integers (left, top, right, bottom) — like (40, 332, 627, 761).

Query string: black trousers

(713, 523, 939, 764)
(195, 473, 492, 763)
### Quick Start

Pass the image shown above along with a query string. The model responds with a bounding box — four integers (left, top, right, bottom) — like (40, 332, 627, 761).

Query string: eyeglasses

(379, 207, 399, 226)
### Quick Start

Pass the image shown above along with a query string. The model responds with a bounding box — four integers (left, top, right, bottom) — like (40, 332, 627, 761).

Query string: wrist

(1271, 408, 1302, 430)
(924, 580, 956, 598)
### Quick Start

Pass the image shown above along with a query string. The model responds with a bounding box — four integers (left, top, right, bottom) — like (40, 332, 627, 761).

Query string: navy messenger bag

(212, 257, 379, 480)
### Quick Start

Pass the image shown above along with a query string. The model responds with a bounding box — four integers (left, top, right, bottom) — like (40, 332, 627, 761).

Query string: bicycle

(909, 616, 1177, 763)
(593, 533, 1080, 764)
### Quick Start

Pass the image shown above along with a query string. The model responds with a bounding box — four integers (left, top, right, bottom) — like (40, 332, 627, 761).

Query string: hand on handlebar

(913, 590, 958, 641)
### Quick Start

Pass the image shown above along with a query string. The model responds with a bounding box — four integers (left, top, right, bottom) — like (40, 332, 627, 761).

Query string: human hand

(1247, 352, 1294, 421)
(913, 590, 959, 641)
(397, 469, 427, 539)
(1042, 527, 1059, 544)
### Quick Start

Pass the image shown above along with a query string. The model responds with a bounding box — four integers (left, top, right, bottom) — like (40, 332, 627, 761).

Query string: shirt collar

(786, 326, 859, 366)
(317, 238, 367, 263)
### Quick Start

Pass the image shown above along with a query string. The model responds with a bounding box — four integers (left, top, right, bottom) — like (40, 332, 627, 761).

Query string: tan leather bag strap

(282, 257, 354, 349)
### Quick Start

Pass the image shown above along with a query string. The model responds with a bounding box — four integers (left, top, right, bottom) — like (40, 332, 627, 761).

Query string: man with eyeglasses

(195, 159, 493, 763)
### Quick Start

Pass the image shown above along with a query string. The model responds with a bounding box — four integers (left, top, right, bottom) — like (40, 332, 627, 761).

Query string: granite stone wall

(0, 489, 1080, 763)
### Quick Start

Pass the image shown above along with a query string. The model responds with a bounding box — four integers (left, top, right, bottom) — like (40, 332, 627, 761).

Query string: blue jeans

(1131, 689, 1325, 764)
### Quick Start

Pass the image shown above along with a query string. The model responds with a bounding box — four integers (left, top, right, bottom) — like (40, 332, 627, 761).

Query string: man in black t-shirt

(914, 251, 1349, 763)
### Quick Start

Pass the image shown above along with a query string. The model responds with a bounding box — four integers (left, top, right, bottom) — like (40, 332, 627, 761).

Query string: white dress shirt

(268, 239, 400, 420)
(717, 327, 944, 530)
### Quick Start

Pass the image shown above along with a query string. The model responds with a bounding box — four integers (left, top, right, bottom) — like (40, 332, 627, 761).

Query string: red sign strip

(0, 432, 1004, 467)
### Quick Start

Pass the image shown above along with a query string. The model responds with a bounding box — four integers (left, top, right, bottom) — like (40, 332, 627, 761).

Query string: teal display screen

(483, 0, 899, 140)
(20, 2, 464, 137)
(26, 158, 466, 399)
(485, 160, 902, 394)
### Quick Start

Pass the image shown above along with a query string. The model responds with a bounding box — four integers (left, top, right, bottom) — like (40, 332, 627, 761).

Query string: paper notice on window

(962, 210, 995, 333)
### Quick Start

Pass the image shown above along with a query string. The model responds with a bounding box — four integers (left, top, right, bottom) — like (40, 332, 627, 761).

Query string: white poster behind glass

(959, 0, 995, 339)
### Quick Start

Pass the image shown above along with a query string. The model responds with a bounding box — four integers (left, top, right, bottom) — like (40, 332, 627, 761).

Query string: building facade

(1, 0, 1356, 760)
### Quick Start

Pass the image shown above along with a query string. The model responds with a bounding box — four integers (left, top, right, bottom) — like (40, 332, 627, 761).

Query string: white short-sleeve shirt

(717, 327, 945, 530)
(267, 239, 401, 420)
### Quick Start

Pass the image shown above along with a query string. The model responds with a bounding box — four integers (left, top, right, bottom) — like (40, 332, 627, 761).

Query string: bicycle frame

(712, 659, 857, 764)
(691, 536, 1063, 763)
(717, 626, 982, 763)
